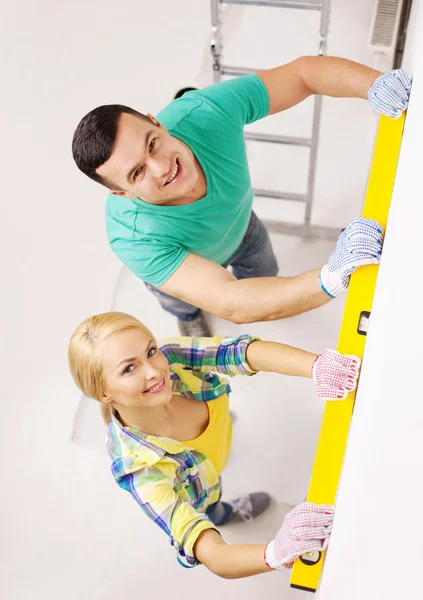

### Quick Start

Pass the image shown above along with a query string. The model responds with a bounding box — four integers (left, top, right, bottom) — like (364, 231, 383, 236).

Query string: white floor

(70, 230, 346, 600)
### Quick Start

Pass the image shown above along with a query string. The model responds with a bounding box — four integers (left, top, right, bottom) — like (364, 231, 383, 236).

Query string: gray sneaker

(178, 311, 212, 337)
(223, 492, 272, 525)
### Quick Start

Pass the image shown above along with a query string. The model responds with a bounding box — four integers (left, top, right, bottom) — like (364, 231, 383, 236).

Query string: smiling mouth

(164, 159, 180, 185)
(144, 378, 166, 393)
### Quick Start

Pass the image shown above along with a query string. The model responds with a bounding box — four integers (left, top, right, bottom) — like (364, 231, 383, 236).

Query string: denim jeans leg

(206, 500, 233, 526)
(227, 211, 279, 279)
(144, 282, 201, 321)
(206, 480, 233, 526)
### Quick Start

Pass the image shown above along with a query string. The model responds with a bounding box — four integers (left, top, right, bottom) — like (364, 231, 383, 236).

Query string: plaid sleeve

(158, 334, 260, 377)
(116, 465, 216, 568)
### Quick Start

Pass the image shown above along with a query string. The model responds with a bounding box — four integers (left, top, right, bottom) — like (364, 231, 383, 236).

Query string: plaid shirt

(106, 334, 259, 568)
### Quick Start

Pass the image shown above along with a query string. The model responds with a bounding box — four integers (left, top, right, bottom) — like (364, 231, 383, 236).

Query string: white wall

(1, 1, 399, 599)
(318, 4, 423, 597)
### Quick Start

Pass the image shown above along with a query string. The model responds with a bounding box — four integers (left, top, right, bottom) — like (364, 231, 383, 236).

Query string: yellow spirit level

(290, 114, 405, 593)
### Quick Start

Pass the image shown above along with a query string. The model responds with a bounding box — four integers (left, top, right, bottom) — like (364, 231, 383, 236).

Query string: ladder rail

(209, 0, 332, 237)
(253, 189, 307, 202)
(222, 0, 322, 10)
(303, 0, 331, 234)
(244, 131, 311, 146)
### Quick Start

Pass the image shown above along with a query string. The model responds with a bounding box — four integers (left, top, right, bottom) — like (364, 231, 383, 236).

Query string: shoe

(221, 492, 272, 525)
(178, 311, 212, 337)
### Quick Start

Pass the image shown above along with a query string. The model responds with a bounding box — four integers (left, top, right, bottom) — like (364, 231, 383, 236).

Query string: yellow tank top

(183, 393, 232, 475)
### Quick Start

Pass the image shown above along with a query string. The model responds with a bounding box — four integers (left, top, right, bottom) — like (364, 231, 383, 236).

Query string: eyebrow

(115, 339, 156, 370)
(126, 130, 154, 183)
(116, 357, 137, 370)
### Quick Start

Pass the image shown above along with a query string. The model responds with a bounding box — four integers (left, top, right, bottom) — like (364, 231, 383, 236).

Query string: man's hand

(264, 503, 334, 570)
(368, 69, 411, 119)
(312, 349, 360, 400)
(320, 217, 383, 298)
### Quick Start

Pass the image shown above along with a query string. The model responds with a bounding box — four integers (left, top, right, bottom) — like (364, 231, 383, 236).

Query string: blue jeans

(206, 499, 233, 526)
(145, 211, 279, 321)
(205, 480, 233, 526)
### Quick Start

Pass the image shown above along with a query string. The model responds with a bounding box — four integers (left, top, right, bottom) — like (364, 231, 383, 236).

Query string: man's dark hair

(72, 105, 150, 188)
(173, 87, 198, 100)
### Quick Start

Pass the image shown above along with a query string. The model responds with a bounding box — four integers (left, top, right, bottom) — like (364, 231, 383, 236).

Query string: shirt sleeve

(158, 334, 260, 377)
(105, 197, 188, 286)
(192, 74, 270, 127)
(116, 464, 217, 568)
(110, 235, 188, 287)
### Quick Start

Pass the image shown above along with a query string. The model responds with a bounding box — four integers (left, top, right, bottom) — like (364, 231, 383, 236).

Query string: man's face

(96, 113, 199, 205)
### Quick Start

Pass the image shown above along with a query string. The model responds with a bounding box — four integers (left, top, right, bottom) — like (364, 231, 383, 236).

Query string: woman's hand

(245, 341, 360, 400)
(312, 349, 361, 400)
(265, 502, 334, 570)
(194, 502, 334, 578)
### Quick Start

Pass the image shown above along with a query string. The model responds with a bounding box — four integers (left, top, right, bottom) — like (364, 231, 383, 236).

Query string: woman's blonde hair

(68, 312, 155, 424)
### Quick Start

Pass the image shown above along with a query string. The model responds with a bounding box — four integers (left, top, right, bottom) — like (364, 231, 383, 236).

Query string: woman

(68, 311, 359, 579)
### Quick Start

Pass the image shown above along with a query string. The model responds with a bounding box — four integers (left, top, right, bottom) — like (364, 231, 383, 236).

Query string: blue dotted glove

(368, 69, 411, 119)
(320, 218, 384, 298)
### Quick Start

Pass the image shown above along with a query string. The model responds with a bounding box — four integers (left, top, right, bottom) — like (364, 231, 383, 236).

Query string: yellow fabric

(182, 393, 232, 475)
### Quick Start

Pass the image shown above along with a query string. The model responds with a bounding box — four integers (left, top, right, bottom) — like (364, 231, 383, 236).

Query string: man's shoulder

(105, 193, 137, 232)
(106, 193, 136, 215)
(156, 94, 204, 131)
(156, 85, 233, 132)
(157, 76, 268, 133)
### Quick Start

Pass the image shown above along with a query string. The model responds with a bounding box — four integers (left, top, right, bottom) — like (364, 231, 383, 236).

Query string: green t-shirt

(106, 74, 270, 287)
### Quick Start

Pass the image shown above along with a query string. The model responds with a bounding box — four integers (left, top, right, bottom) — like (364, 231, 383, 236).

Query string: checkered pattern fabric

(107, 334, 259, 568)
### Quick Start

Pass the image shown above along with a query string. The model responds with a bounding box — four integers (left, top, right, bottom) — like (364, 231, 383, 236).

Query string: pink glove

(264, 502, 334, 570)
(312, 349, 360, 400)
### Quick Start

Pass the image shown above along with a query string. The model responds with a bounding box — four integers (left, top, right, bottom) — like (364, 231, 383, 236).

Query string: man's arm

(258, 56, 382, 115)
(160, 218, 382, 324)
(160, 252, 329, 324)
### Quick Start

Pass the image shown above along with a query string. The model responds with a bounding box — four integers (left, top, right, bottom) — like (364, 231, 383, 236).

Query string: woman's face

(100, 328, 172, 410)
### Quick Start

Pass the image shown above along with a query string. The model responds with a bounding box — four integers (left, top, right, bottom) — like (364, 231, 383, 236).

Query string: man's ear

(147, 113, 167, 133)
(109, 189, 137, 200)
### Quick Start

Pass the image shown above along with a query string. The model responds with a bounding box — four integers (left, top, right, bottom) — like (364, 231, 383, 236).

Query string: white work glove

(368, 69, 411, 119)
(320, 217, 383, 298)
(312, 349, 360, 400)
(265, 502, 334, 570)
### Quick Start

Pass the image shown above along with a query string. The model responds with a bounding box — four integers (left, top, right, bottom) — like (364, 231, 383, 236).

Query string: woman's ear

(101, 393, 113, 406)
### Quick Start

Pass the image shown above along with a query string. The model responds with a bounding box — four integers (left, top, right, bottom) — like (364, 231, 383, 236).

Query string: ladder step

(263, 221, 341, 241)
(221, 65, 260, 76)
(245, 131, 311, 147)
(253, 188, 307, 202)
(221, 0, 322, 10)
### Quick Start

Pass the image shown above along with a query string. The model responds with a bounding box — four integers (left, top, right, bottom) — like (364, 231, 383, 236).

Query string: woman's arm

(246, 340, 317, 378)
(159, 334, 260, 377)
(194, 502, 334, 579)
(194, 530, 271, 579)
(246, 341, 361, 401)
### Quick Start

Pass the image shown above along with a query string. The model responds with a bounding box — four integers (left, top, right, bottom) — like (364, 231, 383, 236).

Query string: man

(72, 57, 410, 335)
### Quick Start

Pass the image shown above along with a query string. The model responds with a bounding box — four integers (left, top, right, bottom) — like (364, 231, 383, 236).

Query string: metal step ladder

(210, 0, 339, 240)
